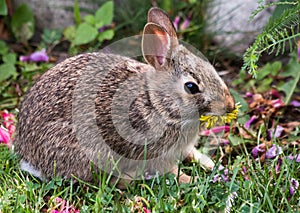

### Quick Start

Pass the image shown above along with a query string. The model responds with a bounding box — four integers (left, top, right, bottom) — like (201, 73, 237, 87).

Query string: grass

(0, 139, 299, 212)
(0, 1, 299, 212)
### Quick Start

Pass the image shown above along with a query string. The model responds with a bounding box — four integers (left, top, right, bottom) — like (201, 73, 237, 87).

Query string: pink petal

(271, 99, 285, 108)
(173, 16, 180, 31)
(201, 125, 230, 136)
(1, 111, 14, 121)
(0, 126, 10, 145)
(143, 207, 151, 213)
(179, 19, 190, 30)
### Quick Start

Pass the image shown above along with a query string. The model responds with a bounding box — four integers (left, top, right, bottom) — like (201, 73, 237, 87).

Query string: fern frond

(242, 1, 300, 77)
(250, 1, 298, 20)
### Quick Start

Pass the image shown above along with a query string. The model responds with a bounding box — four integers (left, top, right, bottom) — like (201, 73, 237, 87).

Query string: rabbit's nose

(225, 91, 235, 113)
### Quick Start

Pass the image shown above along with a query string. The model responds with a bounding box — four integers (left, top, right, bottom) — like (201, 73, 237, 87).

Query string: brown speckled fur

(14, 7, 235, 185)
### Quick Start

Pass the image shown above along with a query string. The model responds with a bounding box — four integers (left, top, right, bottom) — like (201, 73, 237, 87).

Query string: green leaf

(0, 64, 17, 81)
(11, 4, 34, 43)
(256, 62, 281, 80)
(228, 134, 244, 146)
(63, 25, 76, 41)
(95, 1, 114, 26)
(97, 29, 114, 42)
(84, 15, 96, 26)
(257, 78, 273, 93)
(229, 89, 249, 114)
(0, 40, 8, 55)
(73, 0, 81, 25)
(3, 53, 17, 65)
(0, 0, 7, 16)
(74, 23, 98, 45)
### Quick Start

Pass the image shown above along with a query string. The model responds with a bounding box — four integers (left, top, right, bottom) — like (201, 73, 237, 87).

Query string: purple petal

(252, 145, 264, 158)
(245, 92, 253, 98)
(290, 100, 300, 107)
(20, 55, 30, 62)
(244, 115, 257, 129)
(173, 16, 180, 31)
(289, 178, 299, 196)
(298, 40, 300, 62)
(221, 174, 229, 182)
(275, 157, 282, 174)
(290, 186, 296, 196)
(287, 154, 300, 163)
(213, 174, 220, 183)
(271, 99, 285, 108)
(291, 178, 299, 189)
(268, 125, 284, 139)
(98, 25, 109, 33)
(220, 139, 229, 146)
(179, 17, 190, 30)
(265, 145, 282, 159)
(29, 49, 49, 62)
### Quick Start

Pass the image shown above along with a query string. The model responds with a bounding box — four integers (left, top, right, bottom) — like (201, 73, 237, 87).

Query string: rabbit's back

(14, 52, 151, 181)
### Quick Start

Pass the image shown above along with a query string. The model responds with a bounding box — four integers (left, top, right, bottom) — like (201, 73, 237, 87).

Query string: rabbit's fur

(15, 7, 235, 186)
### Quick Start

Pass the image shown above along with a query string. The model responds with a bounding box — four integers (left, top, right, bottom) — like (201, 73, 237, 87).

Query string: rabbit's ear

(147, 7, 178, 45)
(142, 23, 173, 70)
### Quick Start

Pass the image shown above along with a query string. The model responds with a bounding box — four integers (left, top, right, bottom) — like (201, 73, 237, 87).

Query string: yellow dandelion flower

(200, 103, 241, 129)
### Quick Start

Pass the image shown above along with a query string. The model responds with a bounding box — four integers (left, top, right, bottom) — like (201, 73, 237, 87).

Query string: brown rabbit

(14, 7, 235, 187)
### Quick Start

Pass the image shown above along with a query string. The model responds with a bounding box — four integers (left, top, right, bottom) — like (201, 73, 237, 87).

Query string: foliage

(112, 0, 211, 52)
(11, 4, 35, 45)
(0, 41, 52, 110)
(63, 1, 115, 55)
(0, 1, 35, 44)
(234, 52, 300, 104)
(242, 0, 300, 77)
(0, 1, 300, 212)
(0, 0, 7, 16)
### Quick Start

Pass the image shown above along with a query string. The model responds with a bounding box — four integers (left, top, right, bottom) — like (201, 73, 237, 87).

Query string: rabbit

(14, 7, 235, 187)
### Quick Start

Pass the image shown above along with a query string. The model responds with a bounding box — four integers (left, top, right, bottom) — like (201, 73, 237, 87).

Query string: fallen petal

(269, 125, 284, 139)
(291, 178, 299, 189)
(245, 92, 253, 97)
(290, 178, 299, 196)
(271, 99, 285, 108)
(290, 186, 296, 196)
(275, 157, 282, 174)
(287, 154, 300, 163)
(290, 100, 300, 107)
(251, 144, 264, 158)
(265, 144, 282, 159)
(244, 115, 257, 129)
(201, 125, 230, 136)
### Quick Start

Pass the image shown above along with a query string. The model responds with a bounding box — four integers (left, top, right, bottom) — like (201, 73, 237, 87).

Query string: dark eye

(184, 82, 201, 94)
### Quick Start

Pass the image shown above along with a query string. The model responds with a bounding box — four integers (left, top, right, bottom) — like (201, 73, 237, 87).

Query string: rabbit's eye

(184, 82, 201, 94)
